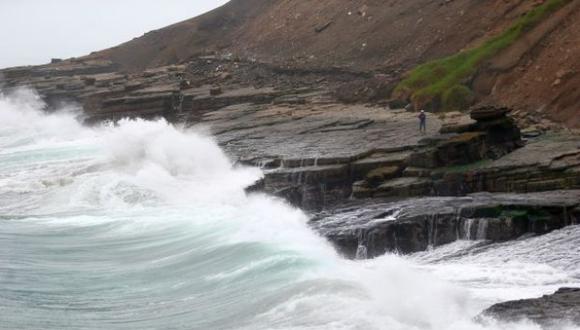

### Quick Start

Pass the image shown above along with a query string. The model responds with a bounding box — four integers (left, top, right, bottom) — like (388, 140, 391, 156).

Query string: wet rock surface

(482, 288, 580, 328)
(310, 191, 580, 259)
(2, 56, 580, 259)
(0, 57, 365, 123)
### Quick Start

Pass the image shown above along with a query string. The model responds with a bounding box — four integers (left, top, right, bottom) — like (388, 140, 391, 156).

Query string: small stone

(210, 87, 223, 96)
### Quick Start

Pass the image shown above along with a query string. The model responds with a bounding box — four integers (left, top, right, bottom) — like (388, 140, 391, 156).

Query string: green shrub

(394, 0, 570, 111)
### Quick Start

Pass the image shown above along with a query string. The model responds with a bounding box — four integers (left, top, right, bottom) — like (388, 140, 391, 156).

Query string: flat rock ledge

(481, 288, 580, 329)
(310, 190, 580, 259)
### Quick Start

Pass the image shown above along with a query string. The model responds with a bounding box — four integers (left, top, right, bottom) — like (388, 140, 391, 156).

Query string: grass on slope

(394, 0, 570, 111)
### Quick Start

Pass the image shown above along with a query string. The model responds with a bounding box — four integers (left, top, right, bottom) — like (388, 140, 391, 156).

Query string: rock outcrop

(310, 191, 580, 259)
(348, 105, 580, 202)
(482, 288, 580, 328)
(76, 0, 580, 128)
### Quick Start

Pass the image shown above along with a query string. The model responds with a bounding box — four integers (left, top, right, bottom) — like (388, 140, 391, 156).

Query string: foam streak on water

(1, 89, 579, 330)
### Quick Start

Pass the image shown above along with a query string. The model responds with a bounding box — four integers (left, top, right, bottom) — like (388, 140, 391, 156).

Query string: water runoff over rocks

(1, 89, 579, 330)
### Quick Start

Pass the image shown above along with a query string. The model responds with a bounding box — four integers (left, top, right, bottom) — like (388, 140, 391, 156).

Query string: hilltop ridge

(78, 0, 579, 128)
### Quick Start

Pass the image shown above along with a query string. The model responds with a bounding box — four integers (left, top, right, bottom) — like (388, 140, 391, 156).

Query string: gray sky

(0, 0, 229, 69)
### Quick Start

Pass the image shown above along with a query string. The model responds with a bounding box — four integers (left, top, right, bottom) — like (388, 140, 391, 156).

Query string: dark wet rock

(344, 105, 524, 199)
(414, 106, 521, 167)
(334, 74, 395, 103)
(408, 132, 487, 169)
(351, 150, 411, 180)
(210, 86, 223, 96)
(374, 177, 432, 198)
(470, 105, 511, 121)
(310, 190, 580, 259)
(2, 55, 580, 223)
(432, 134, 580, 196)
(262, 164, 352, 210)
(440, 120, 475, 134)
(219, 98, 580, 208)
(471, 105, 522, 157)
(366, 166, 402, 186)
(200, 99, 442, 210)
(482, 288, 580, 328)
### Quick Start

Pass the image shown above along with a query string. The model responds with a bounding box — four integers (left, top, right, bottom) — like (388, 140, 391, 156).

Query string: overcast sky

(0, 0, 229, 69)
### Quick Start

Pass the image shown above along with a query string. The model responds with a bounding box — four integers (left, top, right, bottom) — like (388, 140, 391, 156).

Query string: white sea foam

(0, 89, 578, 330)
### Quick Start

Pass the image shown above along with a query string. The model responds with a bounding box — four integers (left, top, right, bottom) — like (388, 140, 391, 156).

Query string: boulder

(470, 105, 511, 121)
(210, 86, 223, 96)
(481, 288, 580, 327)
(456, 105, 523, 159)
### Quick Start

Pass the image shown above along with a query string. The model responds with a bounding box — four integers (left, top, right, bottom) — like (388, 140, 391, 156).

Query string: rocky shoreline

(2, 57, 580, 327)
(311, 191, 580, 259)
(2, 57, 580, 243)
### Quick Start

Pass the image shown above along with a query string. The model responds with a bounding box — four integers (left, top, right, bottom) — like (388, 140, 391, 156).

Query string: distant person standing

(418, 110, 427, 133)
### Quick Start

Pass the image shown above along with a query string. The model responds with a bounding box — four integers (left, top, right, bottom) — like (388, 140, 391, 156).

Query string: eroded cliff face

(83, 0, 579, 128)
(483, 4, 580, 128)
(86, 0, 274, 72)
(88, 0, 540, 72)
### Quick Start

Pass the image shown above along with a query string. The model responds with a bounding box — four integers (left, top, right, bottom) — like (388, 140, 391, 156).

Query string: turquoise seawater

(1, 89, 579, 330)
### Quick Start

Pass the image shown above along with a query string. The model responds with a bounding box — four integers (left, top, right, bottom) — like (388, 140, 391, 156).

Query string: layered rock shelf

(310, 191, 580, 258)
(2, 57, 580, 261)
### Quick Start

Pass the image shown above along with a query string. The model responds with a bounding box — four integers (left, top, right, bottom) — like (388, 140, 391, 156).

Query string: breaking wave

(1, 89, 578, 330)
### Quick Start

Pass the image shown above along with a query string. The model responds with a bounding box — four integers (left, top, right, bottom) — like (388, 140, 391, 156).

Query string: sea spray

(1, 89, 579, 330)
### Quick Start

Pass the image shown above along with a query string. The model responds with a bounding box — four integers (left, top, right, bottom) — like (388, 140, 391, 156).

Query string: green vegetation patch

(394, 0, 570, 111)
(473, 207, 552, 221)
(500, 208, 553, 224)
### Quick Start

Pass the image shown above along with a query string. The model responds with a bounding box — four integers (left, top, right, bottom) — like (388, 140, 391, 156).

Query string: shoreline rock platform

(2, 56, 580, 326)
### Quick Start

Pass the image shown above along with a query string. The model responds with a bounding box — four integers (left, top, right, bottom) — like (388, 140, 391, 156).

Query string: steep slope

(90, 0, 541, 72)
(392, 0, 578, 112)
(485, 4, 580, 128)
(88, 0, 275, 71)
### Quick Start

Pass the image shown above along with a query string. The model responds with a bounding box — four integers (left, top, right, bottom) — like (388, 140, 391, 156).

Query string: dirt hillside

(484, 4, 580, 128)
(66, 0, 580, 128)
(91, 0, 541, 71)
